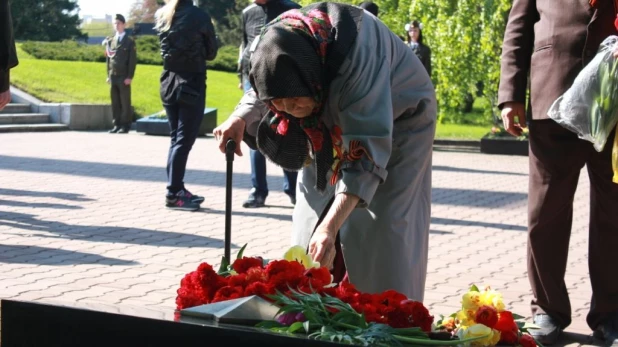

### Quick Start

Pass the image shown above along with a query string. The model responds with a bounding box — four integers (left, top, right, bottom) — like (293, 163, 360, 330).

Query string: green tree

(12, 0, 85, 42)
(198, 0, 247, 46)
(410, 0, 511, 123)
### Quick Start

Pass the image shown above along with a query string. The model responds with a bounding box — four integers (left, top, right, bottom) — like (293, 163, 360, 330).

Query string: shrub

(20, 38, 238, 72)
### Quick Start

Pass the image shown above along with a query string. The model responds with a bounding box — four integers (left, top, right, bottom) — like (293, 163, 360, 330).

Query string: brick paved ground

(0, 131, 602, 346)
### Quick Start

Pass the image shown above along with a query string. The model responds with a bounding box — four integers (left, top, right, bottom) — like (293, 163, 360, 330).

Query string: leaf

(217, 256, 229, 275)
(288, 321, 305, 334)
(511, 313, 526, 320)
(303, 320, 312, 333)
(470, 284, 480, 292)
(236, 243, 248, 260)
(256, 320, 286, 329)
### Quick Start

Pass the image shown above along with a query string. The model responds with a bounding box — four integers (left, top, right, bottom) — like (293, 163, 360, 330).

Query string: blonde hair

(155, 0, 181, 32)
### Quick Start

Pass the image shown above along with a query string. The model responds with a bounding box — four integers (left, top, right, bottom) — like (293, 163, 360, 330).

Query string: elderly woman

(214, 2, 435, 301)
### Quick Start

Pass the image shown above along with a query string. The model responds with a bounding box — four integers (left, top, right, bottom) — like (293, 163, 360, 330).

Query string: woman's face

(408, 27, 420, 42)
(271, 97, 317, 118)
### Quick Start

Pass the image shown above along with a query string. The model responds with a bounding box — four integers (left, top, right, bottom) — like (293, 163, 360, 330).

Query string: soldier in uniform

(105, 14, 137, 134)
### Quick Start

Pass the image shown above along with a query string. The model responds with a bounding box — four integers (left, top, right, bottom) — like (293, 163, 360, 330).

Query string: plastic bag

(548, 35, 618, 152)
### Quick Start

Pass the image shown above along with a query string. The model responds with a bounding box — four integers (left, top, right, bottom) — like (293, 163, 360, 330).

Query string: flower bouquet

(435, 285, 541, 347)
(175, 246, 487, 346)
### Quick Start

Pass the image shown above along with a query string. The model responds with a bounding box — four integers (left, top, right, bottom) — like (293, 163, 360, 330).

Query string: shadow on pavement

(431, 217, 527, 232)
(433, 165, 527, 177)
(0, 211, 237, 249)
(0, 188, 95, 202)
(0, 244, 138, 266)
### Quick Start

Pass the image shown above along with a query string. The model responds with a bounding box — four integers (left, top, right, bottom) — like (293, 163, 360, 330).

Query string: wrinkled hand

(501, 102, 527, 136)
(0, 90, 10, 110)
(238, 83, 243, 90)
(213, 116, 245, 156)
(124, 78, 132, 86)
(308, 224, 337, 270)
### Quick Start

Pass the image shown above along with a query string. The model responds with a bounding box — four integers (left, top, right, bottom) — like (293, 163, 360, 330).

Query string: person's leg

(109, 78, 122, 132)
(586, 129, 618, 335)
(168, 99, 203, 191)
(244, 149, 268, 207)
(118, 81, 132, 132)
(527, 120, 587, 343)
(283, 170, 298, 205)
(242, 76, 268, 208)
(165, 103, 180, 195)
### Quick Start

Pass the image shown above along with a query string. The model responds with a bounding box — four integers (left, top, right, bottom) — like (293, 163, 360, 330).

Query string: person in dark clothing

(155, 0, 218, 211)
(405, 20, 431, 77)
(0, 0, 18, 110)
(498, 0, 618, 345)
(105, 14, 137, 134)
(358, 1, 379, 17)
(238, 0, 301, 208)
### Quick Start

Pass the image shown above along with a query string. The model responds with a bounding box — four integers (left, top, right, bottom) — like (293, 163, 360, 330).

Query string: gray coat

(232, 12, 436, 301)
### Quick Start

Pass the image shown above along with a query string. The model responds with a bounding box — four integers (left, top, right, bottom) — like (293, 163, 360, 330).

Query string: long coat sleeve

(497, 0, 537, 109)
(0, 0, 18, 93)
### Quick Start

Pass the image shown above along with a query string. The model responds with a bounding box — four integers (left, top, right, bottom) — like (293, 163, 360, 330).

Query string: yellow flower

(480, 289, 505, 312)
(458, 324, 501, 347)
(457, 309, 476, 328)
(283, 245, 320, 269)
(462, 291, 482, 311)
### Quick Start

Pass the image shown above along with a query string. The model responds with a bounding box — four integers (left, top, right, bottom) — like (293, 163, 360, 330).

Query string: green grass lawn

(11, 44, 492, 139)
(435, 123, 491, 140)
(11, 44, 243, 124)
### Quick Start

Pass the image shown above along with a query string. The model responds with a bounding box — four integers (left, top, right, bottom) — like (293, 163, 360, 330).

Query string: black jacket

(240, 0, 301, 78)
(158, 0, 218, 73)
(0, 0, 18, 92)
(410, 43, 431, 78)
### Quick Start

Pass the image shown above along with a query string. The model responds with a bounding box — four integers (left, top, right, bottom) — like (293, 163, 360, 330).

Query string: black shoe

(242, 192, 265, 208)
(108, 126, 120, 133)
(166, 190, 200, 211)
(529, 314, 563, 345)
(594, 314, 618, 347)
(289, 195, 296, 206)
(117, 127, 129, 134)
(184, 189, 205, 204)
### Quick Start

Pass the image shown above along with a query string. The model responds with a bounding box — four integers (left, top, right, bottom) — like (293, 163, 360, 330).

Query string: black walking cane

(224, 139, 236, 263)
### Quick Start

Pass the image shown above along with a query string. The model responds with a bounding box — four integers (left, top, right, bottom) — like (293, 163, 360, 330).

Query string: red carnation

(232, 257, 263, 274)
(212, 286, 244, 303)
(244, 282, 275, 298)
(400, 300, 434, 332)
(265, 260, 305, 291)
(374, 290, 408, 308)
(335, 282, 359, 302)
(495, 311, 519, 344)
(245, 267, 268, 283)
(615, 14, 618, 32)
(519, 334, 537, 347)
(194, 263, 227, 301)
(304, 267, 331, 285)
(475, 305, 499, 329)
(228, 273, 248, 288)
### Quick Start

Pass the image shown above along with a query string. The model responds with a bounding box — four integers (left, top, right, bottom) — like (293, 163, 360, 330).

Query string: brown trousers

(528, 119, 618, 330)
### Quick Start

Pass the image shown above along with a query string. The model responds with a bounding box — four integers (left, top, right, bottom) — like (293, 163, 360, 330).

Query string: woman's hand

(308, 192, 361, 269)
(213, 116, 246, 156)
(308, 224, 337, 269)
